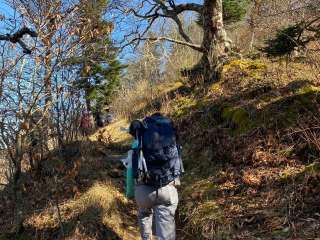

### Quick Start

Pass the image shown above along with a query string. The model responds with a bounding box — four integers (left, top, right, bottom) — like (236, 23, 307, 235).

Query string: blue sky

(0, 0, 21, 33)
(0, 0, 202, 61)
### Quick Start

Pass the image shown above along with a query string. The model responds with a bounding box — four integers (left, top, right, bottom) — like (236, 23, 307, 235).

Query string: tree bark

(13, 133, 23, 235)
(201, 0, 230, 82)
(13, 76, 25, 234)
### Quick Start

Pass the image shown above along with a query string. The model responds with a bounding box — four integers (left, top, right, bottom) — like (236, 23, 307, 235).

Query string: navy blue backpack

(130, 113, 183, 187)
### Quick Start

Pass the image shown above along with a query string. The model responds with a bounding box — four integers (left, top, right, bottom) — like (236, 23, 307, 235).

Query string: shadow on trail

(2, 204, 123, 240)
(34, 205, 122, 240)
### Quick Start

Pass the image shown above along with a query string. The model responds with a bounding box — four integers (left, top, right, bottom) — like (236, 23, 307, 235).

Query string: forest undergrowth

(1, 56, 320, 240)
(172, 59, 320, 240)
(0, 133, 138, 240)
(1, 55, 320, 240)
(1, 1, 320, 240)
(112, 56, 320, 239)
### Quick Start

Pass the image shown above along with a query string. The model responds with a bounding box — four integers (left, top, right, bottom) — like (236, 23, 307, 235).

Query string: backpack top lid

(141, 113, 176, 150)
(129, 120, 144, 138)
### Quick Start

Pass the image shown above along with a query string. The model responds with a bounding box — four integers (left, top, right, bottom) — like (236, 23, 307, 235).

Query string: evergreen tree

(262, 17, 320, 57)
(66, 0, 124, 113)
(262, 24, 304, 57)
(197, 0, 249, 26)
(223, 0, 249, 24)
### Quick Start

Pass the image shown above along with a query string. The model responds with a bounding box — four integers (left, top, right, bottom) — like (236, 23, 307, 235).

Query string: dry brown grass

(306, 41, 320, 84)
(111, 80, 185, 120)
(90, 118, 131, 144)
(111, 23, 201, 120)
(111, 79, 158, 119)
(0, 156, 9, 186)
(165, 54, 320, 239)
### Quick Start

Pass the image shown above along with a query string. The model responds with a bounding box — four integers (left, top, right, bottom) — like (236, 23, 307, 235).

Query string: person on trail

(95, 111, 114, 128)
(129, 113, 184, 240)
(105, 113, 114, 125)
(95, 111, 105, 128)
(80, 111, 93, 137)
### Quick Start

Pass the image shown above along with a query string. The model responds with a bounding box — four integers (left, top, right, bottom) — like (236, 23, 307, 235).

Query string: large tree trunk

(201, 0, 230, 82)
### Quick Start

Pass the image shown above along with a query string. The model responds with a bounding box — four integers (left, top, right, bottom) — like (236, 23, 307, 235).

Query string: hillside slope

(167, 59, 320, 239)
(1, 58, 319, 240)
(109, 58, 320, 239)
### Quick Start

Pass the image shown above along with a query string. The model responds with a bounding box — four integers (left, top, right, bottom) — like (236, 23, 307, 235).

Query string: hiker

(129, 113, 184, 240)
(95, 111, 105, 128)
(80, 111, 92, 137)
(105, 113, 114, 125)
(95, 111, 114, 128)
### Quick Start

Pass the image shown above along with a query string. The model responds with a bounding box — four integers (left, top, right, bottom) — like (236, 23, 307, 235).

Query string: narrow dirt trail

(78, 142, 141, 240)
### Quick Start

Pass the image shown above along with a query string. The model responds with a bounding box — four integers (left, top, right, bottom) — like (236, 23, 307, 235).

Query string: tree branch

(134, 36, 203, 52)
(0, 27, 37, 54)
(152, 0, 202, 13)
(173, 3, 203, 14)
(171, 15, 193, 43)
(120, 1, 203, 53)
(151, 1, 196, 44)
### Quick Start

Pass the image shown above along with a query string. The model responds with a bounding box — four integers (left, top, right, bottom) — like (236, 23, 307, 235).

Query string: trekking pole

(139, 135, 148, 176)
(140, 148, 148, 173)
(136, 132, 143, 173)
(178, 145, 185, 173)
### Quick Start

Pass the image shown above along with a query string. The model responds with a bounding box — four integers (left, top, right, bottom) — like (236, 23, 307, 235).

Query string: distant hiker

(95, 112, 114, 128)
(129, 113, 184, 240)
(80, 111, 92, 137)
(95, 112, 105, 128)
(105, 113, 114, 125)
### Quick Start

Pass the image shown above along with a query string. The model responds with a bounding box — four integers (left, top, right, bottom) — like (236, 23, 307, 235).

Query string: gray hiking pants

(135, 182, 179, 240)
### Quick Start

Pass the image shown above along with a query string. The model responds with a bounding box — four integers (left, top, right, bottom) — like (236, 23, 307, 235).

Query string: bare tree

(116, 0, 231, 82)
(7, 0, 88, 148)
(0, 55, 44, 233)
(0, 1, 90, 233)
